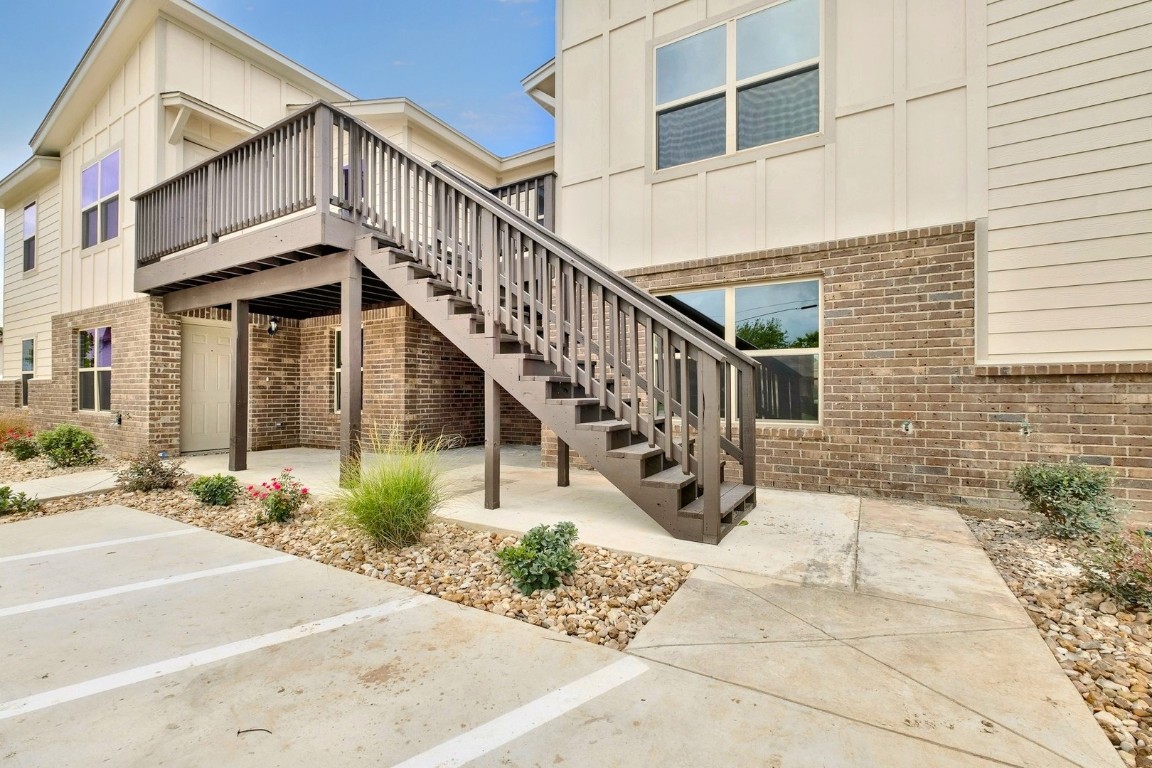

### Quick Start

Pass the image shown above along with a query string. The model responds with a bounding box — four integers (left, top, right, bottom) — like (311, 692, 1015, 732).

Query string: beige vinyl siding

(984, 0, 1152, 363)
(3, 181, 60, 379)
(555, 0, 989, 272)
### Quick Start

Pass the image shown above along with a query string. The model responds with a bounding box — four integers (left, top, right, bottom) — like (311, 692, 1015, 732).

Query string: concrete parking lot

(1, 504, 1120, 767)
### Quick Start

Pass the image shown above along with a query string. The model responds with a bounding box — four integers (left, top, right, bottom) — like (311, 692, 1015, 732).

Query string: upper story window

(22, 203, 36, 271)
(655, 0, 821, 169)
(81, 150, 120, 249)
(660, 278, 821, 422)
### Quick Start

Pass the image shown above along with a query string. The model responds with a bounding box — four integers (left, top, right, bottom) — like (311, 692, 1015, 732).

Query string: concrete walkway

(26, 446, 1121, 765)
(4, 469, 117, 501)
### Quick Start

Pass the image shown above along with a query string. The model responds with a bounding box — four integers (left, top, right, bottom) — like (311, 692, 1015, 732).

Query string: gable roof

(30, 0, 354, 154)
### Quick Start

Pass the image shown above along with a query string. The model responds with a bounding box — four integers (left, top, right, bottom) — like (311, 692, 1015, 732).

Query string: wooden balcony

(133, 102, 556, 314)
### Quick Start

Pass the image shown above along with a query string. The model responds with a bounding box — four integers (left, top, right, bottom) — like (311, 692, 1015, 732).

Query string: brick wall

(298, 304, 540, 448)
(542, 222, 1152, 516)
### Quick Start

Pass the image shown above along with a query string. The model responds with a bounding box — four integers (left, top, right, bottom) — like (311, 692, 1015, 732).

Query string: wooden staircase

(348, 152, 762, 544)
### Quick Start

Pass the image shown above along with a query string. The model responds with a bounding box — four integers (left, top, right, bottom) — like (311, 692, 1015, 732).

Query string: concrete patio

(0, 446, 1115, 764)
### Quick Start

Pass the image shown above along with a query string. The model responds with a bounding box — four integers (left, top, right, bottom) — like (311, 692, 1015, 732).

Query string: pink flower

(301, 488, 309, 495)
(283, 467, 292, 472)
(272, 482, 282, 490)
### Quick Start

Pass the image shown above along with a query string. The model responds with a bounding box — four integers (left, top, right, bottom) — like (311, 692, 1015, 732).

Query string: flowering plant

(248, 468, 309, 523)
(3, 429, 39, 461)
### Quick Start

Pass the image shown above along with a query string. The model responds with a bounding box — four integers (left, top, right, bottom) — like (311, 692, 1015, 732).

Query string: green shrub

(0, 486, 40, 516)
(248, 468, 309, 523)
(189, 474, 241, 506)
(333, 427, 458, 548)
(115, 449, 186, 492)
(1080, 531, 1152, 610)
(5, 435, 39, 461)
(1008, 461, 1121, 539)
(36, 425, 101, 468)
(497, 522, 581, 595)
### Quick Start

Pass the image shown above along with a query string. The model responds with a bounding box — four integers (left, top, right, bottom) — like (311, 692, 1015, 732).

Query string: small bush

(497, 521, 581, 595)
(248, 468, 309, 523)
(1009, 461, 1121, 539)
(189, 474, 241, 506)
(5, 435, 39, 461)
(36, 425, 101, 468)
(1080, 531, 1152, 610)
(0, 486, 40, 516)
(116, 450, 186, 492)
(334, 427, 458, 548)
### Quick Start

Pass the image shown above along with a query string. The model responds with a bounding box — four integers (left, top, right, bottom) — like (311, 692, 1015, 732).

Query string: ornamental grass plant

(333, 425, 461, 548)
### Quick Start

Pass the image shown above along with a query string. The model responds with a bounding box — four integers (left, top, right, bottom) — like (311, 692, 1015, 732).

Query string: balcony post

(556, 438, 570, 487)
(700, 353, 722, 545)
(228, 299, 249, 472)
(205, 162, 218, 245)
(339, 252, 363, 487)
(314, 105, 333, 211)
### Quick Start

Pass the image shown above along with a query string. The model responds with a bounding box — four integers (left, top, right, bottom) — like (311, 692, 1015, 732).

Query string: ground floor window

(78, 327, 112, 412)
(21, 339, 33, 407)
(659, 278, 821, 422)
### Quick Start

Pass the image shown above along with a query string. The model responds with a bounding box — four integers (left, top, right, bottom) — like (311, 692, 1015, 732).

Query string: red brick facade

(544, 221, 1150, 516)
(2, 298, 539, 459)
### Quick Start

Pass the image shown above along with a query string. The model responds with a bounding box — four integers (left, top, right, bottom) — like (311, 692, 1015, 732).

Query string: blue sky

(0, 0, 556, 179)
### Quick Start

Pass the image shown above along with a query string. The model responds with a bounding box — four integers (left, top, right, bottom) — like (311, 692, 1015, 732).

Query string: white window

(81, 151, 120, 248)
(21, 339, 34, 407)
(660, 278, 821, 422)
(78, 327, 113, 412)
(22, 203, 36, 271)
(655, 0, 821, 169)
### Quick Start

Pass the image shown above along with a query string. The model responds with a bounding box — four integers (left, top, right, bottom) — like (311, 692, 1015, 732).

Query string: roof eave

(0, 156, 62, 208)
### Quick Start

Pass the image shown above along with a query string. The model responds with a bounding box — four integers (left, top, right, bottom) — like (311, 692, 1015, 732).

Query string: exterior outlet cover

(901, 420, 914, 434)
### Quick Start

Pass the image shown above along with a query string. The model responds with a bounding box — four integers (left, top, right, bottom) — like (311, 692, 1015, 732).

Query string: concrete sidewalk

(160, 446, 1121, 765)
(3, 469, 117, 501)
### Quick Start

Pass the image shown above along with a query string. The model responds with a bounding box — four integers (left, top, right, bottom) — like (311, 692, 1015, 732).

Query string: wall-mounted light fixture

(268, 317, 280, 336)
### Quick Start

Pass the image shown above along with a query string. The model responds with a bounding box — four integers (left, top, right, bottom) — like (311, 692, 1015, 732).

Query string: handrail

(434, 162, 760, 371)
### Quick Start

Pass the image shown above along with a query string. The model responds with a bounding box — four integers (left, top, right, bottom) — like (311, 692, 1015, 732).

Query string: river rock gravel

(0, 453, 113, 483)
(967, 516, 1152, 767)
(4, 483, 688, 651)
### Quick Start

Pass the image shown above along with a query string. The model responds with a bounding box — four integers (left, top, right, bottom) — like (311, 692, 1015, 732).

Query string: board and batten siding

(984, 0, 1152, 363)
(3, 181, 61, 379)
(554, 0, 989, 272)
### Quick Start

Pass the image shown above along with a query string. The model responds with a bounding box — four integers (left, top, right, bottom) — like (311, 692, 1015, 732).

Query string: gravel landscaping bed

(0, 453, 114, 484)
(967, 516, 1152, 767)
(4, 485, 689, 650)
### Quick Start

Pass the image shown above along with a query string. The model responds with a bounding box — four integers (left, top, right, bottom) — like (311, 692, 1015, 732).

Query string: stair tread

(679, 483, 757, 518)
(641, 466, 696, 489)
(546, 397, 600, 406)
(577, 419, 630, 432)
(607, 443, 663, 460)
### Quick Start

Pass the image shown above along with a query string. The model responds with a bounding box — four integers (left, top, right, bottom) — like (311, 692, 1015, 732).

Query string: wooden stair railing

(325, 105, 760, 544)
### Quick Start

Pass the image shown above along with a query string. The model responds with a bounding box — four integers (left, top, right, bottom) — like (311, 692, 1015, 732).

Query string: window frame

(80, 149, 121, 250)
(77, 327, 113, 413)
(648, 0, 831, 180)
(22, 202, 36, 272)
(657, 277, 823, 425)
(21, 339, 34, 407)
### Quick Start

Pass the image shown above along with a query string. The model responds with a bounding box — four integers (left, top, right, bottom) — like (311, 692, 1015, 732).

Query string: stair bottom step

(678, 482, 757, 520)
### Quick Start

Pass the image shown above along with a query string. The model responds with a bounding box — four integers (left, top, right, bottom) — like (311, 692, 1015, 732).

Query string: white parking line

(0, 555, 295, 618)
(0, 529, 200, 564)
(390, 656, 649, 768)
(0, 594, 435, 721)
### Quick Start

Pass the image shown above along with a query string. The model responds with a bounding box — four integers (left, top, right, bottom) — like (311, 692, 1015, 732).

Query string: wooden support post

(740, 364, 757, 487)
(556, 438, 570, 487)
(484, 373, 501, 509)
(700, 354, 722, 545)
(340, 253, 363, 487)
(228, 299, 249, 472)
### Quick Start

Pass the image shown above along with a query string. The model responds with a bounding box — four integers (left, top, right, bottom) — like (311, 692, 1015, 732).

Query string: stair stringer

(355, 244, 708, 542)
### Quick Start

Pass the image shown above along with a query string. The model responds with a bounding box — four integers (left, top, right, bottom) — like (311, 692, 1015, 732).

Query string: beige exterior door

(181, 319, 230, 452)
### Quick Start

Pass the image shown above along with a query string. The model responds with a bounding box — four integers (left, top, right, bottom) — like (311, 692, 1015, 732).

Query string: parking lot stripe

(390, 656, 649, 768)
(0, 555, 295, 618)
(0, 593, 435, 721)
(0, 529, 200, 564)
